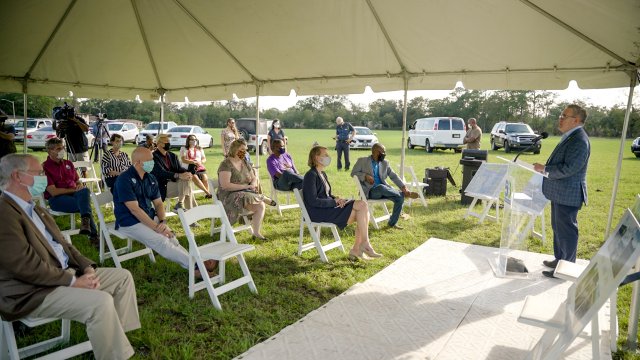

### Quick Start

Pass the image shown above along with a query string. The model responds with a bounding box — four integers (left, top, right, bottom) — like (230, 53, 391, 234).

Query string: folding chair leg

(591, 314, 600, 360)
(311, 225, 329, 263)
(237, 255, 258, 294)
(369, 207, 380, 230)
(2, 321, 20, 360)
(298, 216, 305, 256)
(418, 188, 427, 207)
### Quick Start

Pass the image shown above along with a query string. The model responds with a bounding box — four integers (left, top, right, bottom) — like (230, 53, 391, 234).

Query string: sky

(220, 82, 639, 112)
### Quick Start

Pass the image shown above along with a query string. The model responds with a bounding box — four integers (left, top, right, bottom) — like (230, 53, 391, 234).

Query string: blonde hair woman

(302, 146, 381, 260)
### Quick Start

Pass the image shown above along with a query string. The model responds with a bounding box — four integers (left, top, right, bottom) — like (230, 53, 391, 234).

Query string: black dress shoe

(542, 270, 557, 278)
(542, 259, 558, 268)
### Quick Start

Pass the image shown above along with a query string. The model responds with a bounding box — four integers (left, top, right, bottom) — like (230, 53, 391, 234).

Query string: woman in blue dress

(302, 145, 381, 260)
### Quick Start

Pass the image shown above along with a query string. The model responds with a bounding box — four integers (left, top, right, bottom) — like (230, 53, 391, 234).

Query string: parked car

(105, 121, 139, 143)
(26, 126, 94, 151)
(135, 121, 178, 145)
(14, 118, 53, 141)
(407, 117, 466, 153)
(490, 121, 541, 154)
(235, 118, 274, 155)
(350, 126, 379, 149)
(167, 125, 213, 149)
(632, 137, 640, 158)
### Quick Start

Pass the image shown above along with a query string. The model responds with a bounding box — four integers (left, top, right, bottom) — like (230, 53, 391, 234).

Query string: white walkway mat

(236, 238, 610, 360)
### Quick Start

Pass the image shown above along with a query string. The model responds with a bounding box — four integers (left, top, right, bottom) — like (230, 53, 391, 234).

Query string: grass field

(15, 128, 640, 359)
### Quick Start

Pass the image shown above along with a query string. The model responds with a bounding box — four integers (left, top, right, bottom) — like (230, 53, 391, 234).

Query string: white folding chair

(352, 175, 391, 230)
(402, 165, 428, 207)
(72, 161, 102, 195)
(208, 179, 253, 236)
(177, 204, 257, 310)
(90, 192, 156, 268)
(293, 189, 344, 263)
(34, 195, 79, 243)
(1, 317, 92, 360)
(268, 177, 299, 216)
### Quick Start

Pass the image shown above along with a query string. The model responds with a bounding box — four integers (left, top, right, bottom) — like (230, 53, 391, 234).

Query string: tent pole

(22, 82, 28, 154)
(255, 84, 260, 173)
(159, 90, 165, 135)
(400, 75, 409, 179)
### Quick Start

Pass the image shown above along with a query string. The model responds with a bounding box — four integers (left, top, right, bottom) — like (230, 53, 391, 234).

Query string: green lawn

(16, 129, 640, 359)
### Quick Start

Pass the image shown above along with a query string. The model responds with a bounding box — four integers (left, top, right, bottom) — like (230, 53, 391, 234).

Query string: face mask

(189, 140, 197, 147)
(163, 143, 171, 151)
(21, 173, 48, 197)
(142, 160, 155, 173)
(238, 151, 247, 159)
(378, 153, 386, 162)
(274, 123, 280, 129)
(319, 156, 331, 167)
(279, 147, 286, 154)
(56, 149, 66, 160)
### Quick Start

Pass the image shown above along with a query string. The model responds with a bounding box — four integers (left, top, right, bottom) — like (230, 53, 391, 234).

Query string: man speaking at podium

(533, 105, 590, 278)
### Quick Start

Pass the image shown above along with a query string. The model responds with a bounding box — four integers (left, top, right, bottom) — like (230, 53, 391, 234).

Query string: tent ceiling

(0, 0, 638, 101)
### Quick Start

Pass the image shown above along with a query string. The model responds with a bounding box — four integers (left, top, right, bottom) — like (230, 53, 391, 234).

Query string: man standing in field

(533, 104, 590, 278)
(463, 118, 482, 150)
(334, 117, 355, 171)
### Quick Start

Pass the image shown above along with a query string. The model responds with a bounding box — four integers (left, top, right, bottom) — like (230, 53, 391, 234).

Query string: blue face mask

(22, 173, 48, 196)
(142, 160, 155, 173)
(279, 147, 286, 154)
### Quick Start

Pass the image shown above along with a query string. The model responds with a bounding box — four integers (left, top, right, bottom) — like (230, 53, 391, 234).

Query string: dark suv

(632, 137, 640, 158)
(490, 122, 541, 154)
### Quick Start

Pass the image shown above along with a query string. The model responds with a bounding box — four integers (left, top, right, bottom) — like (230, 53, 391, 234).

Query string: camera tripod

(90, 117, 109, 163)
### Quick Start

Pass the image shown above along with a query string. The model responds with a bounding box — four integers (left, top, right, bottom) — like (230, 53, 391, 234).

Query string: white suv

(136, 121, 178, 145)
(408, 117, 466, 153)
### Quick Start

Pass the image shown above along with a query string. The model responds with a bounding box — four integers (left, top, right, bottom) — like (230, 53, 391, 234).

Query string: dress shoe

(265, 198, 277, 207)
(542, 270, 557, 279)
(252, 234, 268, 241)
(406, 192, 420, 199)
(542, 259, 558, 269)
(203, 259, 219, 273)
(348, 248, 365, 261)
(80, 216, 91, 235)
(387, 224, 403, 230)
(361, 245, 383, 258)
(204, 193, 213, 199)
(173, 201, 184, 211)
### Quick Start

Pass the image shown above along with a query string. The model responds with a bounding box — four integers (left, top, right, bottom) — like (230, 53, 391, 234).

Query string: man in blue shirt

(351, 144, 419, 229)
(113, 147, 217, 278)
(334, 117, 355, 171)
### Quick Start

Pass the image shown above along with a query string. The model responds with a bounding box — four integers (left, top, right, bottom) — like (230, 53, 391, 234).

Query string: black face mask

(163, 143, 171, 151)
(378, 153, 386, 162)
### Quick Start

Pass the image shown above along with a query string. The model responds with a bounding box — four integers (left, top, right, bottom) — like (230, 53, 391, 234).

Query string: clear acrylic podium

(490, 157, 549, 278)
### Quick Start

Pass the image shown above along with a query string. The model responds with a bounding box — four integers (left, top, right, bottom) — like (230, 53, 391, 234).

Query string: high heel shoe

(361, 245, 383, 258)
(263, 197, 277, 206)
(348, 248, 365, 261)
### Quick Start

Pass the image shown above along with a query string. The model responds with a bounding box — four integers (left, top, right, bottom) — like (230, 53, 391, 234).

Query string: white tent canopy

(1, 0, 638, 100)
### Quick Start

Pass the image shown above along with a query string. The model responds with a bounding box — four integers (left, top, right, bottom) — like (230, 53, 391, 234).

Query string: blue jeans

(48, 187, 97, 236)
(368, 184, 404, 227)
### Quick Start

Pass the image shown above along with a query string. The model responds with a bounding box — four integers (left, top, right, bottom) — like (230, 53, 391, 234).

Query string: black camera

(52, 102, 77, 139)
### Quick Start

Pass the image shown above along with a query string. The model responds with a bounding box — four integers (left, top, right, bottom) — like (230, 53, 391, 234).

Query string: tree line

(1, 89, 638, 138)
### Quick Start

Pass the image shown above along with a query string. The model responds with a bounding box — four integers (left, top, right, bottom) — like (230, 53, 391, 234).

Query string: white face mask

(274, 123, 280, 129)
(56, 149, 66, 160)
(319, 156, 331, 167)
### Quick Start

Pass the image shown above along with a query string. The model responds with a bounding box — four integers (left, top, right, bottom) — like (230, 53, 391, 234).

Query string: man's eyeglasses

(559, 114, 576, 120)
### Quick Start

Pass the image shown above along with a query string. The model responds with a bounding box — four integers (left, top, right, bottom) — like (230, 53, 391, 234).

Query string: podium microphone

(513, 132, 548, 162)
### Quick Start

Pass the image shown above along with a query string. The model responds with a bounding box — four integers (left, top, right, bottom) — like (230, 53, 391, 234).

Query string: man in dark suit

(351, 143, 418, 229)
(0, 154, 140, 360)
(151, 134, 194, 210)
(534, 105, 591, 278)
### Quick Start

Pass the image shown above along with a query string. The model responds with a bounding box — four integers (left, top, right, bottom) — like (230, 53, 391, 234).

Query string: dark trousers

(273, 170, 304, 191)
(336, 141, 351, 170)
(551, 202, 581, 262)
(48, 187, 98, 236)
(368, 184, 404, 227)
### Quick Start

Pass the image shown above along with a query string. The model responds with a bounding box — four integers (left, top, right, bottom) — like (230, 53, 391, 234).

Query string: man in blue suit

(534, 105, 590, 278)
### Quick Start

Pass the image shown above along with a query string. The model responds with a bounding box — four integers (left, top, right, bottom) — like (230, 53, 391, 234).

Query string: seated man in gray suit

(0, 154, 140, 360)
(351, 143, 418, 230)
(534, 104, 591, 278)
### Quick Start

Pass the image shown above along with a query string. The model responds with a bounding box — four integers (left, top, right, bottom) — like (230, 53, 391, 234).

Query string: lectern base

(489, 255, 532, 279)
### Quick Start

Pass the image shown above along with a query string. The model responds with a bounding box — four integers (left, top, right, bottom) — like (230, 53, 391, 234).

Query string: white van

(408, 117, 466, 153)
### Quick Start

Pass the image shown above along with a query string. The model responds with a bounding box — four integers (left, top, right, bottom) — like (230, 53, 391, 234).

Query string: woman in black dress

(302, 145, 381, 260)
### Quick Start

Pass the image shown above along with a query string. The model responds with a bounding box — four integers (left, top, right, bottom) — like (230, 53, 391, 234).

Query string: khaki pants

(28, 268, 140, 360)
(167, 179, 196, 209)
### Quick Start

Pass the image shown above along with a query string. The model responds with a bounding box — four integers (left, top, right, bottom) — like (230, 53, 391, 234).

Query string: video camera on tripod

(52, 102, 78, 140)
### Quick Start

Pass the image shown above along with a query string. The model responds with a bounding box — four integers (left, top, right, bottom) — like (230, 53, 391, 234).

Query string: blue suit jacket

(542, 127, 590, 207)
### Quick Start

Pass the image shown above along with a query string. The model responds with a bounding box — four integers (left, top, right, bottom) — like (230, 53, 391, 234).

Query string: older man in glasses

(533, 104, 591, 278)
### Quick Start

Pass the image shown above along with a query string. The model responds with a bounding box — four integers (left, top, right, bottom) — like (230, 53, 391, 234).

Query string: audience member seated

(43, 137, 99, 245)
(101, 133, 132, 190)
(266, 139, 303, 191)
(141, 134, 156, 152)
(0, 153, 140, 360)
(113, 147, 217, 278)
(180, 134, 212, 198)
(351, 143, 418, 230)
(152, 134, 194, 211)
(303, 146, 381, 260)
(217, 139, 276, 240)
